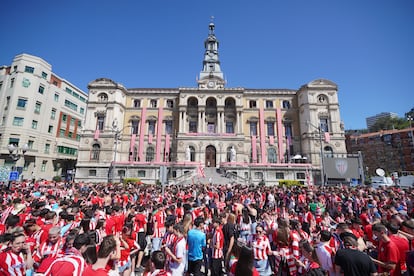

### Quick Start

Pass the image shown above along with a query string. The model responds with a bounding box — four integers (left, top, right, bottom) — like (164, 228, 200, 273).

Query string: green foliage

(370, 117, 410, 132)
(122, 178, 141, 185)
(278, 180, 304, 187)
(52, 175, 62, 182)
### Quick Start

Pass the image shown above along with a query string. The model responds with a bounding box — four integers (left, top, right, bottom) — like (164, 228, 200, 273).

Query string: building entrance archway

(205, 146, 216, 167)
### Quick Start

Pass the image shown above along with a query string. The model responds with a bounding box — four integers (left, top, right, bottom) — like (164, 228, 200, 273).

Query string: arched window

(91, 144, 100, 160)
(268, 148, 277, 163)
(189, 146, 196, 162)
(146, 147, 155, 162)
(97, 93, 108, 102)
(324, 146, 334, 158)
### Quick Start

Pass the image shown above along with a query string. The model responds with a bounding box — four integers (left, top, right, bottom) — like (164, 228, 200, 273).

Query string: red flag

(324, 132, 331, 143)
(198, 165, 205, 178)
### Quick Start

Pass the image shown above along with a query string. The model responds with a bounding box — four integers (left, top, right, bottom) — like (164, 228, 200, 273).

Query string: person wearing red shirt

(118, 223, 139, 276)
(388, 223, 409, 274)
(372, 223, 401, 276)
(210, 217, 224, 276)
(84, 235, 121, 276)
(34, 226, 64, 273)
(134, 206, 148, 273)
(0, 233, 34, 275)
(152, 205, 166, 252)
(44, 233, 91, 276)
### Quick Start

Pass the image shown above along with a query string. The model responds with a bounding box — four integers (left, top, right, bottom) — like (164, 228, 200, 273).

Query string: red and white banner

(164, 134, 170, 161)
(94, 129, 100, 140)
(251, 135, 257, 163)
(324, 132, 331, 143)
(198, 165, 205, 178)
(129, 134, 136, 161)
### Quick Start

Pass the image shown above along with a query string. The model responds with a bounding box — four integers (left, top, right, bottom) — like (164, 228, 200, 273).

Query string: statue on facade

(186, 146, 191, 161)
(230, 146, 236, 162)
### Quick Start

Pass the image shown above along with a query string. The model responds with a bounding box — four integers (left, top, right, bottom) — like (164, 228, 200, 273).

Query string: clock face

(208, 81, 214, 88)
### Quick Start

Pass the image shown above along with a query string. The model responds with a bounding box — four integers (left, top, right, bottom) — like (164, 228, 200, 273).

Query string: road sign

(9, 171, 19, 181)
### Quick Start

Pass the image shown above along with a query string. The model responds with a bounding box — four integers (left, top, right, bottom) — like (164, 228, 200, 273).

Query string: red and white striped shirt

(44, 254, 86, 276)
(0, 250, 26, 276)
(211, 227, 224, 259)
(251, 235, 272, 260)
(34, 239, 64, 263)
(153, 210, 166, 238)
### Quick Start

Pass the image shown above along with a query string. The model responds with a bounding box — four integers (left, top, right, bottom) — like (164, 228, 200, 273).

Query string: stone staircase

(174, 167, 237, 186)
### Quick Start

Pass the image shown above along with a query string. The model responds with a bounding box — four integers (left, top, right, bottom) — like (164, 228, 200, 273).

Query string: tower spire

(198, 19, 225, 89)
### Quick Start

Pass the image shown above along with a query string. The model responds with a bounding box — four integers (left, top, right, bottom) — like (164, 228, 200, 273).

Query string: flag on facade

(324, 132, 331, 143)
(198, 165, 205, 178)
(94, 129, 100, 140)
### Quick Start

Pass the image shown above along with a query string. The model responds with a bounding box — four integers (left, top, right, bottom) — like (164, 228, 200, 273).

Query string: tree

(370, 117, 410, 132)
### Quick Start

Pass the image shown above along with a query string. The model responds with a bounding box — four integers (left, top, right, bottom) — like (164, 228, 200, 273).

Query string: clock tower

(198, 21, 225, 89)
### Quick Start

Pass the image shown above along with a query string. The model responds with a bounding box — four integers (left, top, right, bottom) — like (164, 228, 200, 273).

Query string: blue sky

(1, 0, 413, 129)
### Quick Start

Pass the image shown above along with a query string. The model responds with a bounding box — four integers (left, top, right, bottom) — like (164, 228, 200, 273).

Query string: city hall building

(75, 23, 348, 186)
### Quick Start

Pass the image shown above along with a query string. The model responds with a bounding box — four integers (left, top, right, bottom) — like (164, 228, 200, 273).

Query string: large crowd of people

(1, 179, 414, 276)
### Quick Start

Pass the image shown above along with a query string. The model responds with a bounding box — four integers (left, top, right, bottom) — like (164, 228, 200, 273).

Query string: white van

(371, 176, 394, 189)
(398, 175, 414, 189)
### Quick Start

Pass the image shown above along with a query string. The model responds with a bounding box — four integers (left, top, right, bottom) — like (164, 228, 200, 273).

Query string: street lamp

(109, 120, 131, 183)
(7, 143, 28, 189)
(306, 120, 326, 186)
(8, 144, 29, 161)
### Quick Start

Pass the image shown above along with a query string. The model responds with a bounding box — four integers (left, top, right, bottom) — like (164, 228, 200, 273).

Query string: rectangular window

(41, 160, 47, 172)
(266, 100, 273, 108)
(78, 121, 82, 128)
(133, 99, 141, 108)
(250, 122, 257, 136)
(68, 132, 73, 138)
(38, 85, 45, 94)
(226, 122, 234, 133)
(9, 138, 20, 146)
(28, 140, 34, 149)
(65, 87, 73, 95)
(296, 172, 306, 179)
(148, 121, 156, 135)
(254, 172, 263, 179)
(132, 121, 139, 134)
(51, 109, 56, 119)
(64, 99, 77, 111)
(138, 170, 146, 177)
(165, 121, 173, 134)
(41, 72, 48, 79)
(166, 99, 174, 108)
(34, 102, 41, 114)
(54, 93, 59, 102)
(76, 134, 81, 141)
(62, 114, 67, 122)
(320, 118, 329, 132)
(276, 172, 285, 179)
(249, 100, 257, 108)
(80, 107, 85, 114)
(32, 120, 38, 129)
(267, 122, 275, 136)
(189, 121, 197, 133)
(10, 78, 15, 88)
(25, 66, 34, 73)
(45, 143, 50, 153)
(89, 170, 97, 176)
(80, 96, 86, 103)
(13, 117, 24, 126)
(150, 99, 157, 108)
(13, 66, 17, 72)
(70, 118, 76, 126)
(17, 98, 28, 109)
(59, 129, 65, 137)
(0, 81, 3, 90)
(97, 115, 105, 130)
(48, 125, 53, 133)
